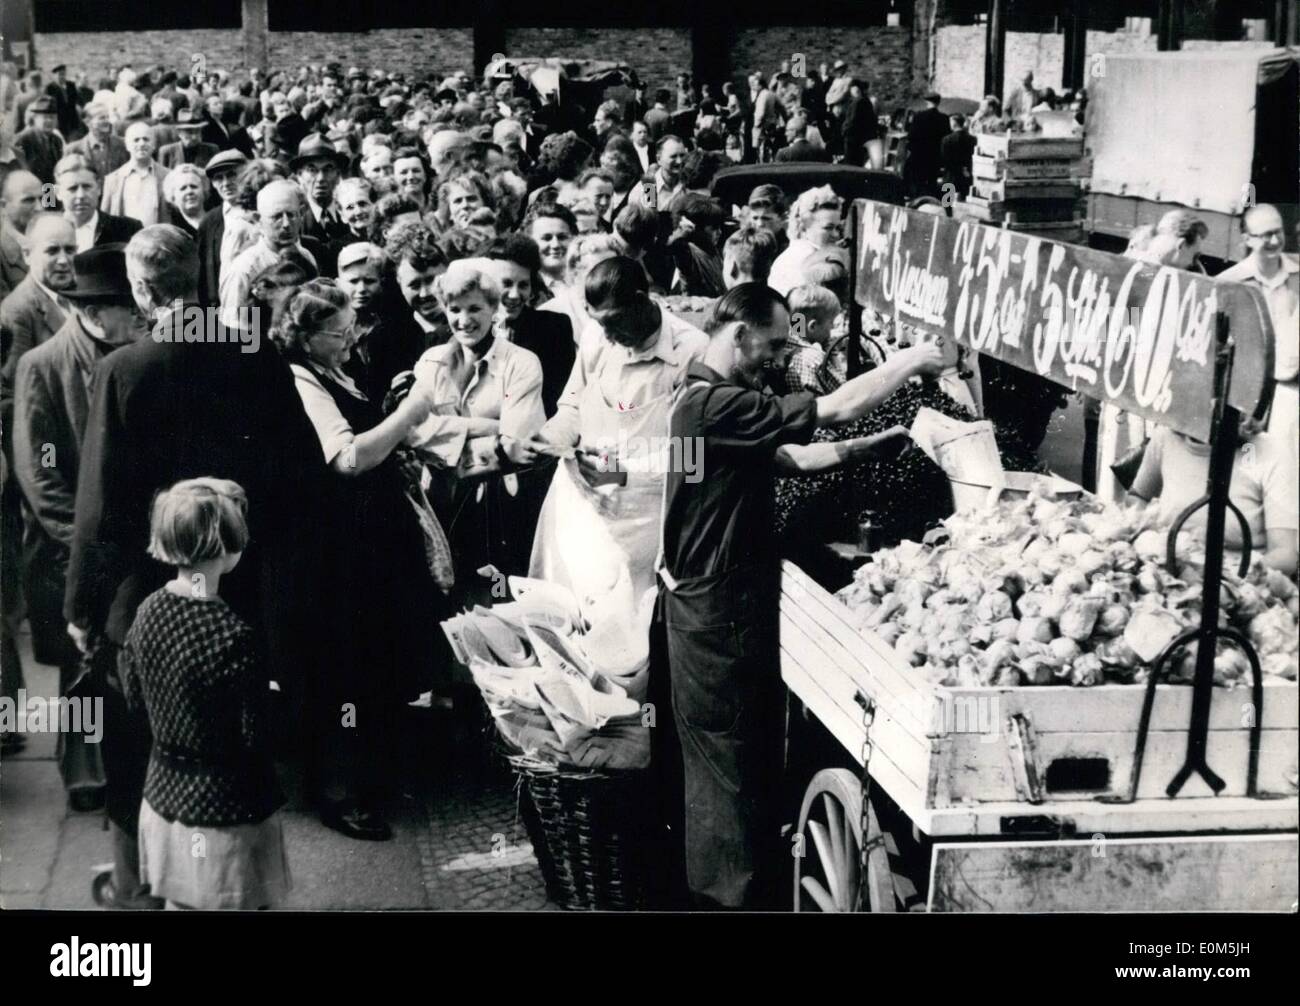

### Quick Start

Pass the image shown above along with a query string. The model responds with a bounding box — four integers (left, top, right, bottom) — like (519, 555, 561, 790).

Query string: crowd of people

(0, 49, 1294, 913)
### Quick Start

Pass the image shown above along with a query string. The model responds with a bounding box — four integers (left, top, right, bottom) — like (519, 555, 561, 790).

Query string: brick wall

(503, 27, 691, 100)
(35, 30, 245, 82)
(731, 26, 914, 112)
(34, 27, 475, 81)
(266, 29, 474, 77)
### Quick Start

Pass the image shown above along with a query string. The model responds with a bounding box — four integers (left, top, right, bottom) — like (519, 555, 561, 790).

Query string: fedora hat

(290, 133, 348, 171)
(175, 108, 204, 129)
(64, 244, 136, 305)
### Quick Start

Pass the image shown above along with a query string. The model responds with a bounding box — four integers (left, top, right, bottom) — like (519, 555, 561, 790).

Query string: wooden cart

(780, 199, 1299, 913)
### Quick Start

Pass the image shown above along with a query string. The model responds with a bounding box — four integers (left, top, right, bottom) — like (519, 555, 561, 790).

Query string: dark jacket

(905, 107, 951, 194)
(63, 302, 327, 661)
(196, 204, 227, 307)
(13, 128, 63, 184)
(158, 139, 220, 170)
(508, 308, 575, 418)
(1, 276, 68, 458)
(12, 316, 116, 664)
(775, 139, 832, 164)
(940, 128, 978, 197)
(66, 134, 130, 180)
(91, 211, 144, 247)
(343, 308, 428, 405)
(200, 116, 255, 158)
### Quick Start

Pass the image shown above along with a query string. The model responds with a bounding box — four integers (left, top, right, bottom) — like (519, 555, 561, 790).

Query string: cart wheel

(793, 768, 895, 913)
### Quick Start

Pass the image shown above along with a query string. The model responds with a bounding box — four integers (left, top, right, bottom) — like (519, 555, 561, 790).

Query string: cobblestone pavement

(418, 775, 554, 911)
(1, 629, 557, 911)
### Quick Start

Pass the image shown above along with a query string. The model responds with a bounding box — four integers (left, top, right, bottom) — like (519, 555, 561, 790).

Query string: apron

(528, 365, 673, 608)
(655, 376, 785, 910)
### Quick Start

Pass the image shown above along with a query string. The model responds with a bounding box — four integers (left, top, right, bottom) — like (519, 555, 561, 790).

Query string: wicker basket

(509, 754, 660, 911)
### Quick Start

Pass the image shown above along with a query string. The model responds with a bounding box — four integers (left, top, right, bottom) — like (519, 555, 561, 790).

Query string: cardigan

(120, 587, 283, 826)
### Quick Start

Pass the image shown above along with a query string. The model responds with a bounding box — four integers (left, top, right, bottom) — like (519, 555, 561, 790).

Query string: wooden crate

(975, 133, 1086, 161)
(971, 178, 1080, 203)
(962, 194, 1085, 223)
(779, 562, 1300, 836)
(971, 153, 1092, 182)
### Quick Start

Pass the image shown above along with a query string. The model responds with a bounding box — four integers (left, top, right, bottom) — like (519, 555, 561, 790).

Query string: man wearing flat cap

(157, 108, 219, 170)
(195, 149, 247, 306)
(13, 243, 146, 823)
(15, 96, 64, 184)
(292, 133, 350, 246)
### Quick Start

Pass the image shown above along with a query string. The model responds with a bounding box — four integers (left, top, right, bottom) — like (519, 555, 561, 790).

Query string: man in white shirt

(101, 122, 168, 227)
(219, 180, 317, 331)
(1218, 203, 1300, 438)
(196, 149, 247, 306)
(627, 134, 687, 213)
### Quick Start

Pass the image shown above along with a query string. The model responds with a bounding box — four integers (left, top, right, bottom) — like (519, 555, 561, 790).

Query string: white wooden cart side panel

(921, 795, 1300, 837)
(927, 834, 1299, 912)
(941, 681, 1298, 734)
(942, 725, 1299, 804)
(781, 650, 930, 821)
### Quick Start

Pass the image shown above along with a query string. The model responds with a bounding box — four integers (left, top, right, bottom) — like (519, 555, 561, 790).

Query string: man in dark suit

(157, 109, 219, 170)
(940, 113, 978, 200)
(14, 96, 65, 184)
(64, 225, 324, 907)
(195, 149, 247, 306)
(55, 153, 142, 252)
(46, 65, 82, 141)
(13, 245, 145, 815)
(905, 92, 951, 199)
(291, 133, 349, 247)
(200, 94, 254, 157)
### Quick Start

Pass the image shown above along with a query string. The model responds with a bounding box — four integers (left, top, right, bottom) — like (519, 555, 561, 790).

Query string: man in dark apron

(658, 284, 944, 909)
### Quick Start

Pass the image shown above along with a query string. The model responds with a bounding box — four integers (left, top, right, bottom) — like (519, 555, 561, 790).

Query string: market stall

(781, 198, 1299, 913)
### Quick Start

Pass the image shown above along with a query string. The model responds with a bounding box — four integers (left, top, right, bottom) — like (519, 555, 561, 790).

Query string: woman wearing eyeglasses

(273, 279, 451, 843)
(768, 185, 844, 297)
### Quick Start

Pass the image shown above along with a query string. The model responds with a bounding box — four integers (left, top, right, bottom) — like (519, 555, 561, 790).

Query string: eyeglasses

(1247, 228, 1283, 241)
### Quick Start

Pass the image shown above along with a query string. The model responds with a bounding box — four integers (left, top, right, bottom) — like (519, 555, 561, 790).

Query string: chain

(855, 695, 875, 912)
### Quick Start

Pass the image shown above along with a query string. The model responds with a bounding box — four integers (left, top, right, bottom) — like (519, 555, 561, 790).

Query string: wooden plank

(975, 133, 1086, 160)
(927, 834, 1299, 912)
(942, 725, 1299, 804)
(938, 680, 1298, 734)
(972, 179, 1080, 202)
(921, 795, 1299, 837)
(971, 153, 1092, 181)
(782, 563, 925, 707)
(780, 646, 931, 824)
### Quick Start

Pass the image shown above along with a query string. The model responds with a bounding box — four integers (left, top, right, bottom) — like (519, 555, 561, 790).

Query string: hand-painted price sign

(854, 200, 1276, 440)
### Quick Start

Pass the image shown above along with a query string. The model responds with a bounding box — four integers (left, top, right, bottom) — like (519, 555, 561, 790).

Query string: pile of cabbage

(834, 491, 1299, 688)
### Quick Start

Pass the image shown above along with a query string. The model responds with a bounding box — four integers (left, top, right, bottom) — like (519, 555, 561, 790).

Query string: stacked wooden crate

(962, 133, 1091, 244)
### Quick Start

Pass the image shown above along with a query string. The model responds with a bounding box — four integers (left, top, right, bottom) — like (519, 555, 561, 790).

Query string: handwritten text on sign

(855, 200, 1272, 439)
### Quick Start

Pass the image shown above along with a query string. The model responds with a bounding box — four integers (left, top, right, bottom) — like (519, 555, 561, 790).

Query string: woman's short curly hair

(788, 184, 843, 241)
(232, 158, 289, 212)
(268, 278, 351, 365)
(537, 130, 594, 183)
(437, 168, 495, 212)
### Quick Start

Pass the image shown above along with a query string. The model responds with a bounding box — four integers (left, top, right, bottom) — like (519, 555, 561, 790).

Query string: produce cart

(780, 198, 1299, 912)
